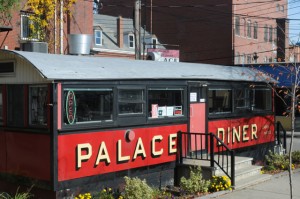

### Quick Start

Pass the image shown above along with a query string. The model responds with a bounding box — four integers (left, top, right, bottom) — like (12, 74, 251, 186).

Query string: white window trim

(128, 34, 135, 48)
(94, 30, 103, 46)
(152, 38, 157, 49)
(20, 13, 39, 41)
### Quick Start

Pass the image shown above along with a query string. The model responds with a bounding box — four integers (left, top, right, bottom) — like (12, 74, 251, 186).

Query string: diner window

(251, 88, 272, 111)
(7, 85, 24, 127)
(234, 89, 250, 111)
(64, 88, 113, 125)
(29, 86, 48, 126)
(209, 89, 232, 114)
(118, 89, 144, 115)
(148, 88, 184, 118)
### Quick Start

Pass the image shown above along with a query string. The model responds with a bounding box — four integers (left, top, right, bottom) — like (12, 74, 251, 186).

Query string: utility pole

(134, 0, 141, 60)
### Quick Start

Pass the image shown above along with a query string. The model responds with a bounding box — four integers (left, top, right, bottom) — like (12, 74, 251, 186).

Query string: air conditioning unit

(21, 42, 48, 53)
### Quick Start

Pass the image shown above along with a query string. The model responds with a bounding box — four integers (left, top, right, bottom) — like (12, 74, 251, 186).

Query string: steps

(214, 156, 272, 190)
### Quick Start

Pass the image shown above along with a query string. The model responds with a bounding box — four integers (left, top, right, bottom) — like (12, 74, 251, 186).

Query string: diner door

(188, 83, 207, 152)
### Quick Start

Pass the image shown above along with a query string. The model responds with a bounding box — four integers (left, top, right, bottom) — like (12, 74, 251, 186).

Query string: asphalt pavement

(198, 134, 300, 199)
(200, 169, 300, 199)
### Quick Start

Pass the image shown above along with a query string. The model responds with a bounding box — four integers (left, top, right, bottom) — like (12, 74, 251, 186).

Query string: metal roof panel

(1, 50, 273, 83)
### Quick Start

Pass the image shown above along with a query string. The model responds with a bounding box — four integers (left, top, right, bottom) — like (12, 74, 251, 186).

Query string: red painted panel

(209, 115, 275, 150)
(58, 124, 187, 181)
(6, 132, 51, 181)
(189, 103, 206, 151)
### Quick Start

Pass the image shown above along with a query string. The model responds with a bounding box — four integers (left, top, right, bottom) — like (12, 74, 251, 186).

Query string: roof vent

(21, 42, 48, 53)
(68, 34, 92, 55)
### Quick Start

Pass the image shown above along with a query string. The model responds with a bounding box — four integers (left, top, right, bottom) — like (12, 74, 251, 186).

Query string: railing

(177, 131, 235, 187)
(276, 121, 287, 150)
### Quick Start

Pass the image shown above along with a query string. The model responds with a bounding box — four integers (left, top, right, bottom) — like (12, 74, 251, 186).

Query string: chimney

(117, 16, 123, 48)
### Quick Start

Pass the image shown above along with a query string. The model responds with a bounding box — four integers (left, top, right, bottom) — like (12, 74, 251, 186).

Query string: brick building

(92, 14, 165, 59)
(98, 0, 289, 65)
(289, 42, 300, 62)
(0, 0, 93, 54)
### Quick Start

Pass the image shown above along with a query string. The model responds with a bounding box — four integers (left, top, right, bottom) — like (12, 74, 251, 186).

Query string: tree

(0, 0, 20, 21)
(25, 0, 77, 51)
(254, 39, 300, 199)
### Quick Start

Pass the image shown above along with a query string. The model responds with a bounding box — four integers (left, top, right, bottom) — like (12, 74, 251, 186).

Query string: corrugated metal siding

(0, 52, 48, 84)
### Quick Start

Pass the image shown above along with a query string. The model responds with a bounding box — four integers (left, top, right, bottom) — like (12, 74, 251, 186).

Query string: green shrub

(179, 166, 210, 195)
(0, 187, 33, 199)
(122, 176, 153, 199)
(264, 151, 289, 171)
(292, 151, 300, 164)
(152, 188, 173, 199)
(208, 176, 232, 192)
(98, 188, 115, 199)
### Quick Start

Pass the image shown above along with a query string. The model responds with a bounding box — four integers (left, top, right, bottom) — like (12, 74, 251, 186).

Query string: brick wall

(0, 0, 93, 54)
(100, 0, 288, 65)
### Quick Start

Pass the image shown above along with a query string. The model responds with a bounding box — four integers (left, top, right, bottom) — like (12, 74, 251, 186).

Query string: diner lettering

(76, 134, 177, 169)
(217, 124, 258, 144)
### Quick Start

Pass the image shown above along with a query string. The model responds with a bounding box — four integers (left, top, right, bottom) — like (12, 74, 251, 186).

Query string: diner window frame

(148, 87, 185, 119)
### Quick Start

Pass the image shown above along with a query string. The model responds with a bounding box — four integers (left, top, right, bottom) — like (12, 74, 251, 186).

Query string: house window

(247, 20, 251, 38)
(242, 18, 246, 37)
(276, 4, 280, 11)
(20, 13, 39, 41)
(29, 85, 48, 126)
(281, 5, 284, 12)
(148, 88, 184, 118)
(253, 22, 258, 39)
(235, 52, 240, 64)
(274, 27, 277, 44)
(241, 53, 245, 64)
(152, 38, 157, 49)
(247, 54, 252, 64)
(235, 16, 240, 35)
(269, 26, 273, 42)
(264, 25, 268, 42)
(128, 34, 135, 48)
(95, 30, 102, 46)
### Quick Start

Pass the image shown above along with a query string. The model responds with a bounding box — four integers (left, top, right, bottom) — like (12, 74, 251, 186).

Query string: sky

(288, 0, 300, 44)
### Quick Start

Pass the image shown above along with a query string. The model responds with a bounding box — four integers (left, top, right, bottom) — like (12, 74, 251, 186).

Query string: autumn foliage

(25, 0, 76, 42)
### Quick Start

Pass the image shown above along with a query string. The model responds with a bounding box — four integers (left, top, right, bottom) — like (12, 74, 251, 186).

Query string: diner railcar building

(0, 50, 276, 198)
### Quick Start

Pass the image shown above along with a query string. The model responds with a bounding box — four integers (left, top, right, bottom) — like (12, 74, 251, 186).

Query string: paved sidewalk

(199, 169, 300, 199)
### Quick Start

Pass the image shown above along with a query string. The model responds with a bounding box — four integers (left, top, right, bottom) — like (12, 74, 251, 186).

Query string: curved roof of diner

(0, 50, 273, 83)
